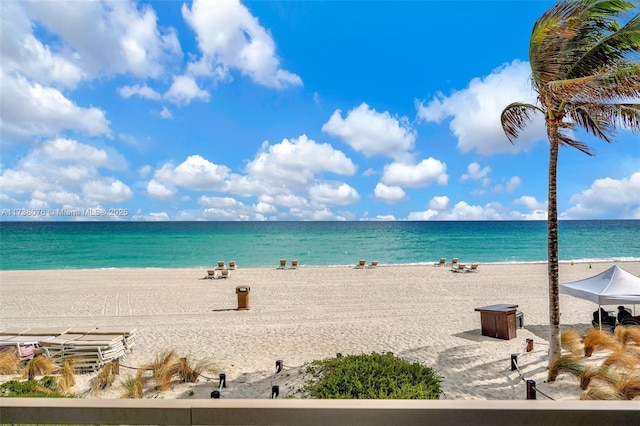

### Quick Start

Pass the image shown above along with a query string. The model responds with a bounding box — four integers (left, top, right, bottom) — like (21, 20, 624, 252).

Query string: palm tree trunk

(547, 120, 561, 363)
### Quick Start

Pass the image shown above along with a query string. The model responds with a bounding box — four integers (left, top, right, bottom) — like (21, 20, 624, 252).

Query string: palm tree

(501, 0, 640, 364)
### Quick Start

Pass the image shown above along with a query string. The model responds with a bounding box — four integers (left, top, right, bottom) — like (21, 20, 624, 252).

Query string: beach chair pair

(277, 259, 298, 269)
(451, 263, 479, 273)
(434, 258, 446, 267)
(355, 260, 378, 269)
(216, 261, 236, 270)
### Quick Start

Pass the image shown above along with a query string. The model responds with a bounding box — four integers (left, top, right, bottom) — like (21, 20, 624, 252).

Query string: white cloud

(289, 207, 347, 221)
(407, 209, 438, 220)
(493, 176, 521, 193)
(564, 172, 640, 219)
(254, 201, 277, 214)
(429, 196, 450, 211)
(461, 162, 491, 182)
(0, 1, 84, 88)
(199, 196, 246, 209)
(408, 201, 508, 220)
(132, 211, 171, 221)
(417, 60, 545, 155)
(146, 179, 176, 200)
(41, 138, 108, 166)
(374, 183, 406, 204)
(322, 103, 416, 159)
(245, 135, 356, 191)
(381, 158, 448, 188)
(82, 178, 133, 204)
(309, 182, 360, 207)
(164, 75, 210, 105)
(159, 107, 173, 119)
(16, 0, 181, 81)
(1, 71, 111, 142)
(155, 155, 231, 191)
(514, 195, 546, 211)
(118, 84, 162, 100)
(0, 137, 129, 211)
(182, 0, 301, 89)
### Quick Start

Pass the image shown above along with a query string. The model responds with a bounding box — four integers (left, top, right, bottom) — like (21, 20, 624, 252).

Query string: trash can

(236, 286, 250, 310)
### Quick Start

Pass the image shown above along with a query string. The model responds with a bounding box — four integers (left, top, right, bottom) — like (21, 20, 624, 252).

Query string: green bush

(302, 352, 443, 399)
(0, 376, 71, 398)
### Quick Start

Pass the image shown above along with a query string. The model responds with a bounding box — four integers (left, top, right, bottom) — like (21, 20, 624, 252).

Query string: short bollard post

(272, 385, 280, 398)
(211, 390, 220, 399)
(219, 373, 226, 388)
(276, 359, 283, 373)
(526, 380, 536, 400)
(511, 354, 518, 371)
(526, 338, 534, 352)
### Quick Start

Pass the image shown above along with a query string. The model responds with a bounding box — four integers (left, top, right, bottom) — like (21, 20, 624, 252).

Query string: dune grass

(0, 348, 21, 374)
(21, 355, 57, 380)
(583, 329, 621, 357)
(90, 361, 119, 395)
(560, 330, 583, 356)
(547, 355, 584, 382)
(120, 369, 144, 399)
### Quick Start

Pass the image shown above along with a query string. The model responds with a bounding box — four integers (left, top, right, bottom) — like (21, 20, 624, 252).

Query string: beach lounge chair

(465, 263, 479, 272)
(450, 258, 459, 267)
(228, 261, 236, 270)
(277, 259, 287, 269)
(355, 259, 366, 269)
(290, 260, 298, 269)
(367, 261, 378, 268)
(621, 316, 640, 326)
(434, 258, 446, 267)
(452, 263, 466, 273)
(205, 269, 216, 279)
(215, 269, 230, 279)
(216, 261, 225, 270)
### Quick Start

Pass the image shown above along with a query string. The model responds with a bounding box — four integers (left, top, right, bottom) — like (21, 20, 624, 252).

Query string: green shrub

(302, 352, 443, 399)
(0, 376, 71, 398)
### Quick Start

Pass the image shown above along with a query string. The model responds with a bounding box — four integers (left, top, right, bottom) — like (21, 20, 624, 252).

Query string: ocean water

(0, 220, 638, 270)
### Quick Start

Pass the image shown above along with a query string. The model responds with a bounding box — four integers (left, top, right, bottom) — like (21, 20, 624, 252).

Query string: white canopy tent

(559, 265, 640, 328)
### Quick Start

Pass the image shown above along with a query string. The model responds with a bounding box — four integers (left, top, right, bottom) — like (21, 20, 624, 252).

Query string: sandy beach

(1, 261, 639, 400)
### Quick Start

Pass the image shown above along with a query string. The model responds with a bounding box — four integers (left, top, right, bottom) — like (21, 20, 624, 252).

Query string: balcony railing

(1, 398, 638, 425)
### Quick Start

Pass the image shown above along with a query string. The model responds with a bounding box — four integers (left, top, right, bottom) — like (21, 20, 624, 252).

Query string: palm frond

(500, 102, 542, 142)
(548, 66, 640, 101)
(568, 13, 640, 79)
(557, 134, 595, 155)
(569, 102, 640, 141)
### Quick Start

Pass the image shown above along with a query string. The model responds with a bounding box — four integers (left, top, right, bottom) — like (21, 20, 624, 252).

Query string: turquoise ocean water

(0, 220, 638, 270)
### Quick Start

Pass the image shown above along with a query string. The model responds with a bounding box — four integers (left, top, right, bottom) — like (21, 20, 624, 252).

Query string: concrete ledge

(1, 398, 639, 425)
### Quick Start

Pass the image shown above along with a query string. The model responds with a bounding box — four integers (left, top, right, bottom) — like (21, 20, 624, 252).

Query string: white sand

(1, 261, 638, 400)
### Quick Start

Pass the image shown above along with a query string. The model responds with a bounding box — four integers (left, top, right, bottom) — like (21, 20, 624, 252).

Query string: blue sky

(1, 0, 638, 221)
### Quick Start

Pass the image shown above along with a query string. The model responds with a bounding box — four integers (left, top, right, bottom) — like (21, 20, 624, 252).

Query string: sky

(1, 0, 639, 222)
